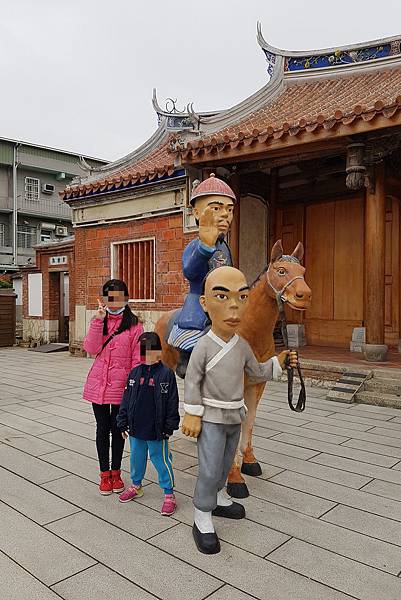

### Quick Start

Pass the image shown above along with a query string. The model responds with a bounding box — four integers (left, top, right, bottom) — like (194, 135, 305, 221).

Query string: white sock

(217, 488, 233, 507)
(194, 508, 215, 534)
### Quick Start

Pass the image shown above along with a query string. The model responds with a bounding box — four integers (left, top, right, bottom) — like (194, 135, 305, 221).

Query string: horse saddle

(165, 309, 211, 344)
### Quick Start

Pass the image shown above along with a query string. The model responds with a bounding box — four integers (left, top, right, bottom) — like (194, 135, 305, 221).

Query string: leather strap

(277, 295, 306, 413)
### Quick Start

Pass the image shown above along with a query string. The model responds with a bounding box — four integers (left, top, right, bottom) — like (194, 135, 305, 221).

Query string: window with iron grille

(0, 223, 7, 246)
(17, 225, 37, 248)
(25, 177, 40, 201)
(112, 238, 155, 302)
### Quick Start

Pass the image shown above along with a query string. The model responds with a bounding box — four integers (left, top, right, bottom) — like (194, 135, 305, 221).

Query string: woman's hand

(96, 298, 107, 320)
(278, 350, 298, 370)
(121, 431, 129, 440)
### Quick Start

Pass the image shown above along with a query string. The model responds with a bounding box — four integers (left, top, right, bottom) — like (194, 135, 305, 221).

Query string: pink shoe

(161, 493, 177, 516)
(119, 484, 143, 503)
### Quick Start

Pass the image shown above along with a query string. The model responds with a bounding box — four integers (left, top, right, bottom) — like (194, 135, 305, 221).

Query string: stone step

(372, 368, 401, 381)
(354, 390, 401, 409)
(364, 378, 401, 395)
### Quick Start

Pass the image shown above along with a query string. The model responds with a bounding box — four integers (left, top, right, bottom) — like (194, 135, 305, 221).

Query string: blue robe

(170, 238, 232, 351)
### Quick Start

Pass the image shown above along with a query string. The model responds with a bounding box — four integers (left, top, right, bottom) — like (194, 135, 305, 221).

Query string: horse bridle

(266, 256, 306, 413)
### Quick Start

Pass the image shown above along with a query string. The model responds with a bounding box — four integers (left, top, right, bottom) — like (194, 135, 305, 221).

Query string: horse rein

(266, 259, 307, 413)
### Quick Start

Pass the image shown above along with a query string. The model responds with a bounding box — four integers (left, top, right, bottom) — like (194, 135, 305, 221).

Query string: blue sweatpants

(129, 436, 174, 494)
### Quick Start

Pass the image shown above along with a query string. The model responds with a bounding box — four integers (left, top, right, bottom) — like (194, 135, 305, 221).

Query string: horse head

(266, 240, 311, 311)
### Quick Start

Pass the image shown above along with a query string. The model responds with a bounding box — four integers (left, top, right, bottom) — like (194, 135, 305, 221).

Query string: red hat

(190, 173, 236, 206)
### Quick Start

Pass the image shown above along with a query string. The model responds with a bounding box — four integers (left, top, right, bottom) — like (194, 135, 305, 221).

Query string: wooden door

(275, 204, 305, 324)
(277, 197, 365, 347)
(385, 196, 400, 345)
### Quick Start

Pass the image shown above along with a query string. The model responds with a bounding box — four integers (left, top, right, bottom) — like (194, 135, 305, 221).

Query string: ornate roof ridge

(78, 124, 169, 185)
(257, 22, 401, 76)
(257, 22, 401, 58)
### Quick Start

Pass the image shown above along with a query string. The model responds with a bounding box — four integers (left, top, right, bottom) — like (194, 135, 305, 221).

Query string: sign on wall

(28, 273, 43, 317)
(49, 255, 68, 266)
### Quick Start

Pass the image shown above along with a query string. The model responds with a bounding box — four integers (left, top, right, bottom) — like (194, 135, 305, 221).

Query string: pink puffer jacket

(83, 314, 143, 405)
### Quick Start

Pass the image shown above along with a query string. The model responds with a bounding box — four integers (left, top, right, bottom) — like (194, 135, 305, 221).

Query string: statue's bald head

(203, 266, 248, 296)
(200, 267, 250, 337)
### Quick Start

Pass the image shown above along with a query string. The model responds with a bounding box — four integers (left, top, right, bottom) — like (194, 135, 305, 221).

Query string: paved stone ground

(1, 347, 401, 599)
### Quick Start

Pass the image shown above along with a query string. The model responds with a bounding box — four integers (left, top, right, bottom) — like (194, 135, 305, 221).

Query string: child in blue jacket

(117, 332, 180, 515)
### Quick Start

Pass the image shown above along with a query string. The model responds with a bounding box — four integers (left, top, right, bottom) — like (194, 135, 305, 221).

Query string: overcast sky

(1, 0, 401, 162)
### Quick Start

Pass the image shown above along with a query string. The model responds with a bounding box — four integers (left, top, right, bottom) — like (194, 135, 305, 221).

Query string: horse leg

(227, 442, 249, 499)
(154, 311, 179, 371)
(240, 382, 265, 477)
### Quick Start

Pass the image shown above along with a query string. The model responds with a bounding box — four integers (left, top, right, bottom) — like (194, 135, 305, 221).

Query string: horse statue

(155, 239, 312, 497)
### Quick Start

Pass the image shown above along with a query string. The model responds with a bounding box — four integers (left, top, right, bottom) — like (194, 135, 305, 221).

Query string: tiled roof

(173, 68, 401, 160)
(62, 141, 176, 201)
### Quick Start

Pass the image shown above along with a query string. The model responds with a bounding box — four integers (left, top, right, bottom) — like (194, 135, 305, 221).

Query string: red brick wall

(22, 244, 74, 322)
(75, 213, 196, 311)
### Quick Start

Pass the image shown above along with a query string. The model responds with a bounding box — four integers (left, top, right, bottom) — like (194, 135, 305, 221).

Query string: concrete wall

(23, 318, 58, 344)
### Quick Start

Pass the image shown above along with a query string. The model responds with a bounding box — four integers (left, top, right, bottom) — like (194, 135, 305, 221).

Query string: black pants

(92, 404, 125, 472)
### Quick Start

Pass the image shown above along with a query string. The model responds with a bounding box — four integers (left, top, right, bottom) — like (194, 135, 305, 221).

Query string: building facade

(59, 29, 401, 355)
(0, 137, 107, 273)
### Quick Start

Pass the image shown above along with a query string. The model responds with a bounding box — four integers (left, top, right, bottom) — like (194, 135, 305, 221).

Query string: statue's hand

(181, 413, 202, 438)
(278, 350, 298, 370)
(199, 206, 219, 248)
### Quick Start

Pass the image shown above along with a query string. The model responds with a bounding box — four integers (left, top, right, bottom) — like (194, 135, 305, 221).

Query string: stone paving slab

(2, 347, 401, 599)
(151, 522, 353, 600)
(46, 511, 221, 600)
(0, 426, 61, 457)
(136, 482, 291, 557)
(0, 466, 80, 525)
(272, 432, 400, 467)
(205, 586, 256, 600)
(51, 563, 158, 600)
(270, 470, 401, 521)
(0, 550, 61, 600)
(268, 538, 401, 600)
(310, 452, 401, 484)
(0, 442, 69, 484)
(321, 504, 401, 546)
(0, 501, 96, 585)
(43, 474, 178, 540)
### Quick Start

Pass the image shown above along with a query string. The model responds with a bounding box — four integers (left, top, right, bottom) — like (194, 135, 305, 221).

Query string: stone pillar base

(362, 343, 388, 362)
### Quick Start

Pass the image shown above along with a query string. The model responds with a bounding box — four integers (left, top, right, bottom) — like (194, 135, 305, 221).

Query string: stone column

(363, 162, 387, 361)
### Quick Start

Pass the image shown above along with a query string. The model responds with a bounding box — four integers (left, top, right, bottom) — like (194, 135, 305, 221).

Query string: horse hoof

(227, 482, 249, 499)
(241, 462, 262, 477)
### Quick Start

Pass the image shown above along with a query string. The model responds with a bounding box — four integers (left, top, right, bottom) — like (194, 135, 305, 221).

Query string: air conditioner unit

(55, 226, 68, 237)
(41, 183, 55, 194)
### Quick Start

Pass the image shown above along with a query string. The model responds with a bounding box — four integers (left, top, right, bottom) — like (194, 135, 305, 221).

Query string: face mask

(106, 305, 126, 315)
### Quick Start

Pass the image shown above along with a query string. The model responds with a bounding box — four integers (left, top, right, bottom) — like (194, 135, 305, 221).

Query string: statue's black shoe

(192, 524, 221, 554)
(212, 502, 246, 519)
(176, 350, 190, 379)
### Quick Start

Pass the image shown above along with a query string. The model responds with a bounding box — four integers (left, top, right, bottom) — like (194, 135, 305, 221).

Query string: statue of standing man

(168, 174, 236, 377)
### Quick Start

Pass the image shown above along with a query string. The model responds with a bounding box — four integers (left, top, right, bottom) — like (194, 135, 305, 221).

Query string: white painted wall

(28, 273, 43, 316)
(63, 273, 69, 317)
(13, 277, 22, 305)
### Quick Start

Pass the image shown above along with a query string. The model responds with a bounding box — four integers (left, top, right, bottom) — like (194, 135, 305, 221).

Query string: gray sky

(1, 0, 401, 161)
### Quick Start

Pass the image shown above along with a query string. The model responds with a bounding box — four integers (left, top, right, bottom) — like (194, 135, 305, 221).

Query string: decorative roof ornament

(257, 22, 401, 77)
(152, 88, 201, 131)
(78, 155, 102, 174)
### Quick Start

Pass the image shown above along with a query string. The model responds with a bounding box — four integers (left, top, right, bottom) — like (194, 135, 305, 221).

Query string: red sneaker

(99, 471, 113, 495)
(111, 469, 125, 493)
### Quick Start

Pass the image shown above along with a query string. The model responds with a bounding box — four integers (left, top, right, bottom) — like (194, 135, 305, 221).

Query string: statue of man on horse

(166, 173, 236, 378)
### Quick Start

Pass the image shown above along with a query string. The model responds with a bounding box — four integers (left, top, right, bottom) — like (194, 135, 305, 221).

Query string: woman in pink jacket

(83, 279, 143, 495)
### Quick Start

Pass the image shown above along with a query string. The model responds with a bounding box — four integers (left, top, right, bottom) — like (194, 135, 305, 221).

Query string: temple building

(58, 26, 401, 358)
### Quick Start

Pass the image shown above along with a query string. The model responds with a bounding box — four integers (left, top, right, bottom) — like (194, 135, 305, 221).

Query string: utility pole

(12, 143, 20, 267)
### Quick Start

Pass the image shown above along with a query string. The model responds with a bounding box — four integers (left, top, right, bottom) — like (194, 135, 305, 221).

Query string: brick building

(21, 237, 74, 345)
(60, 28, 401, 357)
